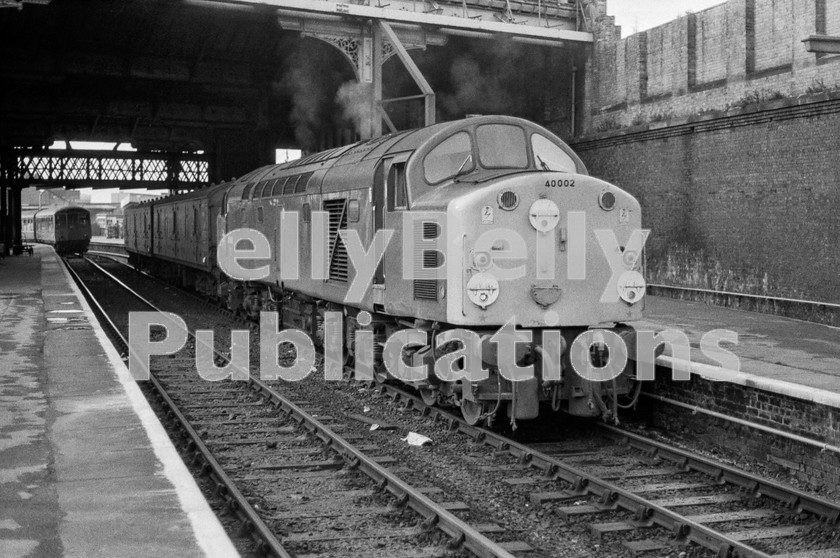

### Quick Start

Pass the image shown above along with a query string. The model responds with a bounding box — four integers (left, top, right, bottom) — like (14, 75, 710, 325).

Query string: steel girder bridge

(0, 148, 209, 255)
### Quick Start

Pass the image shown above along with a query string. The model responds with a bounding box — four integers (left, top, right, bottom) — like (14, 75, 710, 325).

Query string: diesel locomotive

(21, 206, 92, 255)
(125, 115, 648, 426)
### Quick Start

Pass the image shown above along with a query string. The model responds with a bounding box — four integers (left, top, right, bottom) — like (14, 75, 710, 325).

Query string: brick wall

(573, 96, 840, 304)
(649, 20, 689, 100)
(829, 0, 840, 35)
(695, 4, 730, 85)
(753, 0, 794, 73)
(645, 371, 840, 496)
(586, 0, 840, 133)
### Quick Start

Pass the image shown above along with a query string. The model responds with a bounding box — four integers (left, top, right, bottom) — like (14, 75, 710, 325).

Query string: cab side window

(387, 162, 408, 210)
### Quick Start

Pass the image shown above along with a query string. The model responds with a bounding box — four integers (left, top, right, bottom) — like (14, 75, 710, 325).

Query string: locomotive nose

(455, 172, 645, 328)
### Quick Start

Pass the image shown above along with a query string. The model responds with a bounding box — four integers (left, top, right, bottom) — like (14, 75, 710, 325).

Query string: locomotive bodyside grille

(324, 198, 349, 283)
(414, 277, 439, 301)
(414, 220, 441, 301)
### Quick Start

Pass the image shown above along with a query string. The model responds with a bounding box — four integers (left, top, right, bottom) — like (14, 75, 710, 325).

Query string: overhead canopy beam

(195, 0, 593, 45)
(803, 35, 840, 54)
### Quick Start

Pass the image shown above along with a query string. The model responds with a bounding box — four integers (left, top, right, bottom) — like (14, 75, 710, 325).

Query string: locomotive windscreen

(476, 124, 528, 169)
(531, 134, 577, 173)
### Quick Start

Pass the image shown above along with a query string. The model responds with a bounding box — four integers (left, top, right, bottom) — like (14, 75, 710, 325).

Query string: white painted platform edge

(54, 249, 241, 558)
(658, 355, 840, 410)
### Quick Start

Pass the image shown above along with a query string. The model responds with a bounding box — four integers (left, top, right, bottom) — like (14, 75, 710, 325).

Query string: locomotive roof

(206, 116, 586, 205)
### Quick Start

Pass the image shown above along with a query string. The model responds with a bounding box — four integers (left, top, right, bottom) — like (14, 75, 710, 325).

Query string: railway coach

(126, 115, 648, 427)
(21, 206, 92, 255)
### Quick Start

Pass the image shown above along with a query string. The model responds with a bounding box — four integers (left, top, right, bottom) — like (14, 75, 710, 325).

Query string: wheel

(461, 398, 490, 426)
(418, 386, 438, 407)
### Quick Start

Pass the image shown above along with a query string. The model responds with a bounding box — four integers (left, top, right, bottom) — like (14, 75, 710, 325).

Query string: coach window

(302, 203, 311, 223)
(193, 207, 198, 237)
(296, 172, 313, 193)
(387, 163, 408, 210)
(348, 199, 360, 222)
(477, 124, 528, 169)
(424, 132, 473, 184)
(263, 178, 277, 196)
(172, 209, 178, 238)
(257, 206, 264, 223)
(284, 176, 298, 195)
(531, 134, 577, 173)
(271, 177, 287, 197)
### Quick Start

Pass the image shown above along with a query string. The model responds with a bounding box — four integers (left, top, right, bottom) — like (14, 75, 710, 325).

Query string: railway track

(63, 255, 532, 558)
(68, 254, 840, 558)
(367, 377, 840, 557)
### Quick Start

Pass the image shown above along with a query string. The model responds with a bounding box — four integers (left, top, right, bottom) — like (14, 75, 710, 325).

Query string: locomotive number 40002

(545, 179, 575, 188)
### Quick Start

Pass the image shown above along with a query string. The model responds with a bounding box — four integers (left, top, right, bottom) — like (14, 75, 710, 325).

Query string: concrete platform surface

(635, 296, 840, 407)
(89, 236, 125, 246)
(0, 246, 239, 557)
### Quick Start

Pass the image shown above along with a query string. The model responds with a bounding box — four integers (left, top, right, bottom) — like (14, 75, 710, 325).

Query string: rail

(78, 253, 840, 556)
(368, 381, 840, 557)
(72, 254, 518, 558)
(63, 256, 293, 558)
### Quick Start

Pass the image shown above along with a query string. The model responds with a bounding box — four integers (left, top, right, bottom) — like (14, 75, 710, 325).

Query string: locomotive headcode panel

(125, 116, 649, 426)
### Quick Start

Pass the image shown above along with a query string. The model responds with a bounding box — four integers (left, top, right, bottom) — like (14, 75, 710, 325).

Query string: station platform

(89, 236, 125, 245)
(0, 246, 239, 557)
(88, 236, 127, 259)
(635, 295, 840, 407)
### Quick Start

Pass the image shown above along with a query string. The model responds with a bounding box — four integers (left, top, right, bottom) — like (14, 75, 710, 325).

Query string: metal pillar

(371, 22, 384, 139)
(0, 183, 8, 257)
(378, 21, 435, 128)
(10, 187, 21, 255)
(0, 147, 11, 256)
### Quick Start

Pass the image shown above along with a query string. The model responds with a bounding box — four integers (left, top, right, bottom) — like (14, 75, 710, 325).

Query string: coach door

(372, 160, 387, 286)
(372, 154, 410, 288)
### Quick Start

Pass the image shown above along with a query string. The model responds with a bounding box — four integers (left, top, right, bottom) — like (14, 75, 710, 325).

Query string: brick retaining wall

(572, 95, 840, 304)
(644, 370, 840, 496)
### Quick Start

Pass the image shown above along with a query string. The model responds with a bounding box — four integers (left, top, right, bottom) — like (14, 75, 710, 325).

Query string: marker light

(599, 190, 616, 211)
(616, 270, 646, 304)
(467, 272, 499, 309)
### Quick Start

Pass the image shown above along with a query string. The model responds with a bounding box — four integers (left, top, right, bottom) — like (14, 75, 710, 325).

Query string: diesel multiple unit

(21, 206, 92, 255)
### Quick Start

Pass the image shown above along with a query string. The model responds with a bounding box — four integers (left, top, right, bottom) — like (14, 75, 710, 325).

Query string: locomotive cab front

(390, 116, 646, 425)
